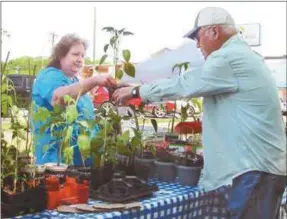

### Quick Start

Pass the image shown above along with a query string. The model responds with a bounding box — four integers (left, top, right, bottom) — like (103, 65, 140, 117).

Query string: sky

(1, 1, 287, 63)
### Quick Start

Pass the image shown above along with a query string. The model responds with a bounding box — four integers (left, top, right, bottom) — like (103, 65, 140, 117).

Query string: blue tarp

(267, 60, 286, 88)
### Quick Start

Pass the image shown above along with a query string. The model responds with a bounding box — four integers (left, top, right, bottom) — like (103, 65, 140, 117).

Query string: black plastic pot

(176, 165, 202, 186)
(115, 159, 151, 181)
(18, 155, 33, 165)
(1, 186, 47, 218)
(135, 157, 155, 178)
(66, 166, 91, 183)
(92, 172, 158, 202)
(90, 163, 114, 191)
(155, 160, 176, 182)
(45, 164, 68, 185)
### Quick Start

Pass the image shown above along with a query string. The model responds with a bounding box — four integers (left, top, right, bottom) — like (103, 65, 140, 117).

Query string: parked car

(176, 99, 202, 117)
(6, 74, 35, 108)
(92, 86, 175, 118)
(280, 97, 287, 116)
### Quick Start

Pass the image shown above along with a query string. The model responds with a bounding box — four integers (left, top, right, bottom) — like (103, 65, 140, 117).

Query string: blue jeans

(228, 171, 286, 219)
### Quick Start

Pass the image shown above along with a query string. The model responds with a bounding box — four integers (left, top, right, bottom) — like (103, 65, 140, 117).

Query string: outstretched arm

(113, 54, 238, 104)
(52, 74, 117, 106)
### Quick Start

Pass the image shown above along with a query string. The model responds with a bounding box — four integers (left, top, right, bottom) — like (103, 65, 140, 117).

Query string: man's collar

(221, 34, 240, 49)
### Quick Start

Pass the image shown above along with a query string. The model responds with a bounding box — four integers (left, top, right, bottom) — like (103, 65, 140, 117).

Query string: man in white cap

(112, 7, 286, 218)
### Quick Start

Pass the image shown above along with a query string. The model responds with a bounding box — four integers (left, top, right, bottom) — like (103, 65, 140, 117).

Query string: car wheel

(100, 101, 116, 114)
(187, 106, 196, 117)
(153, 106, 167, 118)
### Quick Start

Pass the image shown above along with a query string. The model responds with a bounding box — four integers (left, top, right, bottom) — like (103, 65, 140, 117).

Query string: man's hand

(112, 86, 134, 105)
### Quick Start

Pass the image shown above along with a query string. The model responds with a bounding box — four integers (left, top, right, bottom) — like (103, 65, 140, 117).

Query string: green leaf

(63, 147, 74, 165)
(117, 143, 132, 156)
(131, 136, 141, 149)
(120, 130, 130, 142)
(115, 69, 124, 80)
(39, 122, 50, 134)
(33, 106, 51, 122)
(122, 31, 134, 36)
(64, 126, 73, 143)
(77, 134, 90, 159)
(63, 95, 74, 105)
(43, 144, 49, 152)
(102, 26, 115, 32)
(90, 137, 104, 153)
(123, 62, 135, 78)
(183, 62, 190, 71)
(66, 105, 79, 124)
(1, 83, 8, 92)
(132, 128, 141, 139)
(172, 64, 179, 73)
(110, 36, 116, 47)
(104, 44, 109, 53)
(151, 119, 158, 133)
(150, 144, 156, 157)
(7, 95, 13, 107)
(99, 54, 108, 65)
(122, 115, 131, 120)
(77, 120, 90, 129)
(181, 105, 188, 122)
(53, 104, 62, 113)
(17, 117, 27, 128)
(122, 50, 131, 62)
(118, 28, 125, 34)
(192, 98, 203, 113)
(138, 102, 145, 114)
(128, 104, 136, 112)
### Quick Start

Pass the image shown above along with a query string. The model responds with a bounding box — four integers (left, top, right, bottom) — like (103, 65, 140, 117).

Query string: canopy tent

(267, 60, 286, 88)
(121, 41, 204, 84)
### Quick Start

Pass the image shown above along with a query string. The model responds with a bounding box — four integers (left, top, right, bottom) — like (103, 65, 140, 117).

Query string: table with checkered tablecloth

(12, 180, 287, 219)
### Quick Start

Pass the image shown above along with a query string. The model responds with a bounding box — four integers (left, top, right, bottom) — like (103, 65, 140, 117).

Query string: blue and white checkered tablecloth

(11, 181, 287, 219)
(14, 179, 202, 219)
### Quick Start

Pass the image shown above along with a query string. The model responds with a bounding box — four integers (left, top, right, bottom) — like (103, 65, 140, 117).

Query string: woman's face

(60, 43, 85, 77)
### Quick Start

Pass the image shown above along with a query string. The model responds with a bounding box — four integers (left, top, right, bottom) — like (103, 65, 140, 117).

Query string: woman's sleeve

(34, 69, 68, 105)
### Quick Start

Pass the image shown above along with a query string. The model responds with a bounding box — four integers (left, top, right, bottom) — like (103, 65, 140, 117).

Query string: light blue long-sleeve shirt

(139, 35, 287, 191)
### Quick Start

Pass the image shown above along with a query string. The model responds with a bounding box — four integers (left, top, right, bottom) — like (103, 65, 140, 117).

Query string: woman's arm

(51, 74, 117, 106)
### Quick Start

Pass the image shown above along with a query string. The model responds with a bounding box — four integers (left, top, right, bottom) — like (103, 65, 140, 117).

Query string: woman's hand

(93, 74, 118, 88)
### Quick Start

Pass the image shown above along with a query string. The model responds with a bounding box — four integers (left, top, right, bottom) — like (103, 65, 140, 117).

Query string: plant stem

(141, 118, 145, 133)
(81, 155, 86, 168)
(1, 51, 10, 80)
(58, 131, 64, 166)
(134, 110, 139, 131)
(100, 119, 107, 168)
(171, 101, 177, 133)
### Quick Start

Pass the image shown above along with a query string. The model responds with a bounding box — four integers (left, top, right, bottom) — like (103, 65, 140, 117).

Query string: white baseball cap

(184, 7, 235, 39)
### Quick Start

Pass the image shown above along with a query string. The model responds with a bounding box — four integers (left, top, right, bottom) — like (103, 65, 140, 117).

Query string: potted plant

(175, 151, 203, 186)
(134, 115, 157, 178)
(1, 60, 47, 217)
(89, 110, 121, 191)
(89, 26, 140, 191)
(154, 140, 177, 182)
(99, 26, 135, 81)
(33, 94, 95, 207)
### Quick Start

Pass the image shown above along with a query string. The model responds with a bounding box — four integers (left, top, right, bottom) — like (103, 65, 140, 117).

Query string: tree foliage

(1, 56, 100, 75)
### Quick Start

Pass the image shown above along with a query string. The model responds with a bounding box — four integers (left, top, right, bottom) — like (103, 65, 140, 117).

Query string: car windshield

(9, 76, 24, 87)
(266, 59, 286, 88)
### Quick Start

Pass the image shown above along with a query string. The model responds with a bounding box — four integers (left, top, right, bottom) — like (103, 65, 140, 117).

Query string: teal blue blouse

(32, 67, 97, 166)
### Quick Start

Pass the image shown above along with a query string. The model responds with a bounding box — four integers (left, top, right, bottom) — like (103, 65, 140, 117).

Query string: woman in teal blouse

(32, 34, 117, 165)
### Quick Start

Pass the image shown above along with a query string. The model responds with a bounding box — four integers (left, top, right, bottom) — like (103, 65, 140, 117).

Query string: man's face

(194, 26, 219, 59)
